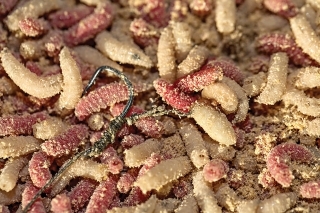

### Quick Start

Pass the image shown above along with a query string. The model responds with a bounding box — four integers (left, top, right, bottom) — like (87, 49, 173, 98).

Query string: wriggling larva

(0, 48, 62, 99)
(22, 66, 189, 213)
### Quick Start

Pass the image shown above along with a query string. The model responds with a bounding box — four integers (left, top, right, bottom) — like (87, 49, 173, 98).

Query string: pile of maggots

(1, 0, 320, 213)
(21, 65, 189, 213)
